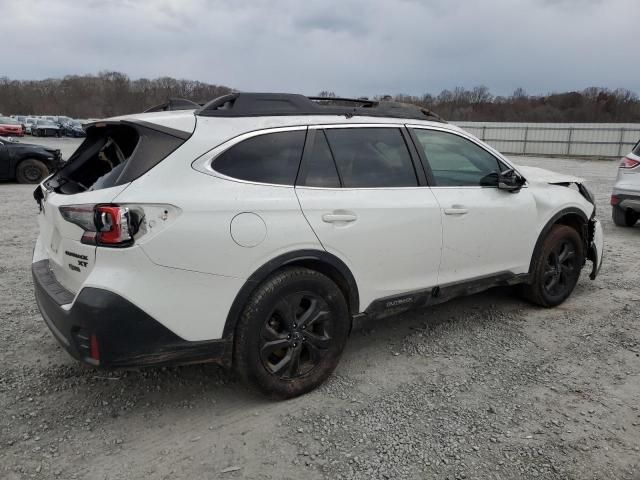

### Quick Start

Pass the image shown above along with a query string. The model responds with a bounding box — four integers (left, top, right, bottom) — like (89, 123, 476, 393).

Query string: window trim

(296, 128, 343, 188)
(407, 125, 523, 189)
(191, 125, 308, 187)
(298, 124, 422, 190)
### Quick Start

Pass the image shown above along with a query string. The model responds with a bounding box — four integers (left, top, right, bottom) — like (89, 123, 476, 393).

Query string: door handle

(444, 206, 469, 215)
(322, 212, 357, 223)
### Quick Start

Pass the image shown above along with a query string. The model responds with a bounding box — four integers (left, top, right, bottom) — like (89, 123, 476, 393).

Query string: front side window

(412, 129, 501, 187)
(213, 130, 306, 185)
(323, 127, 418, 188)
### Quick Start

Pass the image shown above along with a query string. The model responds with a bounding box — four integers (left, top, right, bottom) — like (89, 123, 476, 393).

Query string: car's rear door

(295, 125, 443, 311)
(408, 126, 537, 286)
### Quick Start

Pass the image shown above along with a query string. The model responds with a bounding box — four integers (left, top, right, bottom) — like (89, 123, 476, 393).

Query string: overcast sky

(1, 0, 637, 97)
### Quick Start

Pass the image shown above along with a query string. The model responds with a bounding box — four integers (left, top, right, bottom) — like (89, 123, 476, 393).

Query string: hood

(516, 165, 584, 184)
(7, 141, 54, 152)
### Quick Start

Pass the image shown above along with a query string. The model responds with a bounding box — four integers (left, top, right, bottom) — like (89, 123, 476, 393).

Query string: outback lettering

(65, 250, 88, 261)
(386, 297, 414, 308)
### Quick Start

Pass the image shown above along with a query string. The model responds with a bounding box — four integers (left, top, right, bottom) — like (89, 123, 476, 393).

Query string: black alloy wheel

(259, 292, 333, 379)
(234, 267, 350, 398)
(519, 224, 584, 307)
(542, 240, 577, 297)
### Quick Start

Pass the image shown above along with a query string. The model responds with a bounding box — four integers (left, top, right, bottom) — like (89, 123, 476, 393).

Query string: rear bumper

(611, 191, 640, 212)
(32, 259, 231, 368)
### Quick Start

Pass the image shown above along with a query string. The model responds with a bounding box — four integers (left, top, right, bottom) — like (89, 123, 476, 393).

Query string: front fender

(587, 217, 604, 280)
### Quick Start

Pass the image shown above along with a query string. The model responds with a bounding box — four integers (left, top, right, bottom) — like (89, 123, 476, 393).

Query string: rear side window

(297, 130, 340, 188)
(412, 129, 501, 187)
(214, 130, 306, 185)
(324, 128, 417, 188)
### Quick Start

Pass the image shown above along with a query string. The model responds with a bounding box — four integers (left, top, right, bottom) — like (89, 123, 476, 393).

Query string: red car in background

(0, 116, 24, 137)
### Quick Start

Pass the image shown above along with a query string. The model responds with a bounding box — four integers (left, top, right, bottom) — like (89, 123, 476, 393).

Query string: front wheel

(520, 225, 584, 307)
(16, 158, 49, 184)
(234, 267, 350, 398)
(612, 205, 639, 227)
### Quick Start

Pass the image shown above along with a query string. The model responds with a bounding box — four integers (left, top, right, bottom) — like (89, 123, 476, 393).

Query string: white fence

(454, 122, 640, 158)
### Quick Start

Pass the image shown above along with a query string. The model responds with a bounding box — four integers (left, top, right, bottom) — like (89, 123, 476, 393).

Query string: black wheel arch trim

(222, 249, 360, 339)
(528, 207, 590, 277)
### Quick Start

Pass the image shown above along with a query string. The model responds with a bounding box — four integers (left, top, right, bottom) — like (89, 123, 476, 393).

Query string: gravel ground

(1, 144, 639, 479)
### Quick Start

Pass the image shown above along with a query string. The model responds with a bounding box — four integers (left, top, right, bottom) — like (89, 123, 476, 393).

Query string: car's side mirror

(498, 168, 525, 192)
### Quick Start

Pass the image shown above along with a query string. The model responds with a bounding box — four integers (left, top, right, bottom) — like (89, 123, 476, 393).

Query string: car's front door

(409, 126, 538, 286)
(295, 125, 443, 311)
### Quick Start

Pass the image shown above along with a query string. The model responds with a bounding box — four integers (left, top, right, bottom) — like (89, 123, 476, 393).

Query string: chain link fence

(455, 122, 640, 157)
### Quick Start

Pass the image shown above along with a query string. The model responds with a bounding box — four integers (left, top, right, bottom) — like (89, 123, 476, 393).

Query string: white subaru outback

(32, 93, 604, 398)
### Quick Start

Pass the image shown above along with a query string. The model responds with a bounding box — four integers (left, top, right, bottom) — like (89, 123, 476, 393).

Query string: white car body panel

(612, 150, 640, 197)
(429, 186, 538, 285)
(82, 246, 244, 341)
(296, 186, 443, 308)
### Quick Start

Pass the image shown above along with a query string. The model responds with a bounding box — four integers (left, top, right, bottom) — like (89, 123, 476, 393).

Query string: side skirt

(360, 272, 529, 320)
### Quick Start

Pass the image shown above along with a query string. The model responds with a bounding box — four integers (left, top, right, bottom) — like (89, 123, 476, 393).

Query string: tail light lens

(59, 204, 134, 247)
(619, 156, 640, 169)
(611, 195, 621, 206)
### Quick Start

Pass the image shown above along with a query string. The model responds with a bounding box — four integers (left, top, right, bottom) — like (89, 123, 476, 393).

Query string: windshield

(0, 117, 21, 125)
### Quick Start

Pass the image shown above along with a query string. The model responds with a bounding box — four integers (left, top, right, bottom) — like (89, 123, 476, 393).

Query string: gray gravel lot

(1, 141, 639, 479)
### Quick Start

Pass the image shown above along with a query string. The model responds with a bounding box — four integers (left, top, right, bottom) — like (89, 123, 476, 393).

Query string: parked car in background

(0, 136, 63, 183)
(0, 116, 25, 137)
(31, 93, 604, 398)
(611, 139, 640, 227)
(32, 119, 62, 137)
(24, 118, 37, 135)
(60, 120, 86, 137)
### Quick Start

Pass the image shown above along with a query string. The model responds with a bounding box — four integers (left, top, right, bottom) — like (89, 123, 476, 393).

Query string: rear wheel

(612, 205, 639, 227)
(520, 225, 584, 307)
(16, 159, 49, 184)
(234, 267, 350, 398)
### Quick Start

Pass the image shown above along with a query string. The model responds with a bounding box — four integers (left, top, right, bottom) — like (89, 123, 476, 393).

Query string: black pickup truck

(0, 136, 64, 183)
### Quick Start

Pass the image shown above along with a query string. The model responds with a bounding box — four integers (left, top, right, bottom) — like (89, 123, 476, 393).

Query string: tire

(612, 205, 639, 227)
(233, 267, 351, 399)
(32, 130, 38, 137)
(16, 159, 49, 184)
(520, 225, 584, 307)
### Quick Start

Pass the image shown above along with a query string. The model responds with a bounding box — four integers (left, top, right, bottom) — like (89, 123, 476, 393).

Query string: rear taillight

(619, 156, 640, 169)
(611, 195, 621, 206)
(59, 204, 134, 247)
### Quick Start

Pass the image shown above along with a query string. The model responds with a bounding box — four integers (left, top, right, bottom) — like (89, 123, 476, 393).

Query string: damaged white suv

(32, 93, 603, 398)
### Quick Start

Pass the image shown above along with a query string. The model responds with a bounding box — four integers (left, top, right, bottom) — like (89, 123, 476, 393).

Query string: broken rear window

(46, 122, 188, 194)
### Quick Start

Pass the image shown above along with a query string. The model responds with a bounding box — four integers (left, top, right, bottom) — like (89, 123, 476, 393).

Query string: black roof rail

(196, 92, 446, 122)
(144, 98, 203, 113)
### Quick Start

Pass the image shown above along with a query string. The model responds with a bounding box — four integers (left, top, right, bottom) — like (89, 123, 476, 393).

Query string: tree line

(0, 72, 232, 118)
(323, 87, 640, 122)
(0, 71, 638, 122)
(384, 86, 640, 122)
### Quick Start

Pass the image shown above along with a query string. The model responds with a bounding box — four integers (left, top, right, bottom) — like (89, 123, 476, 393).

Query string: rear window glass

(214, 130, 306, 185)
(47, 123, 189, 194)
(323, 128, 417, 188)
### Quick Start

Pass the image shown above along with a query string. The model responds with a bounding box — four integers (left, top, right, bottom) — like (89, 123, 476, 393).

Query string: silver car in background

(611, 139, 640, 227)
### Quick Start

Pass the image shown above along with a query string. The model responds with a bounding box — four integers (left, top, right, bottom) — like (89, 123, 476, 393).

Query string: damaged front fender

(587, 217, 604, 280)
(517, 165, 602, 279)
